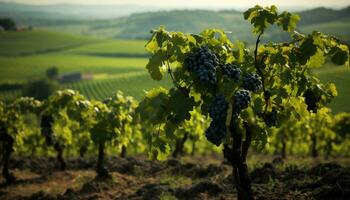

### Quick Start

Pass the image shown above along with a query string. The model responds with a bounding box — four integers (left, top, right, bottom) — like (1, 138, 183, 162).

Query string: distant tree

(22, 79, 59, 100)
(46, 67, 59, 80)
(0, 18, 16, 31)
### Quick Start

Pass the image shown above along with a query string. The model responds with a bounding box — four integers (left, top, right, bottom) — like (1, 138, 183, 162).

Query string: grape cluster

(233, 90, 251, 113)
(303, 89, 320, 112)
(209, 95, 228, 120)
(205, 123, 227, 146)
(205, 95, 228, 146)
(264, 109, 278, 127)
(184, 46, 219, 85)
(221, 64, 241, 82)
(242, 73, 262, 92)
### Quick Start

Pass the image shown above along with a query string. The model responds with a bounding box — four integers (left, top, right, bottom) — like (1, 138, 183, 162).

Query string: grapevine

(142, 5, 349, 200)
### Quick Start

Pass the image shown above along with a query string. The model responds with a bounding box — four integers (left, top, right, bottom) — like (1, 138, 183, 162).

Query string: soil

(0, 155, 349, 200)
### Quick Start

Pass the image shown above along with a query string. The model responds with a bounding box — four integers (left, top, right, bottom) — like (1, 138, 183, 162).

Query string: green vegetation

(22, 78, 59, 100)
(65, 40, 147, 57)
(0, 18, 16, 30)
(0, 54, 147, 83)
(314, 66, 350, 113)
(0, 30, 169, 102)
(0, 30, 98, 56)
(65, 72, 171, 100)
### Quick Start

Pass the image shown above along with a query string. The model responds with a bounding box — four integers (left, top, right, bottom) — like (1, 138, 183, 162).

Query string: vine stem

(165, 60, 190, 95)
(254, 33, 269, 115)
(166, 60, 181, 89)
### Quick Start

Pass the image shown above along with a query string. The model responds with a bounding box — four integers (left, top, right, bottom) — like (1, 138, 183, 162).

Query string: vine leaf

(168, 89, 196, 123)
(146, 53, 165, 81)
(331, 45, 349, 65)
(277, 12, 300, 32)
(137, 87, 169, 124)
(299, 35, 318, 65)
(244, 5, 278, 35)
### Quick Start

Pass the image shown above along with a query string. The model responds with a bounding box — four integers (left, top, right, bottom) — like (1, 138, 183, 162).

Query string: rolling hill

(0, 30, 98, 57)
(1, 2, 349, 42)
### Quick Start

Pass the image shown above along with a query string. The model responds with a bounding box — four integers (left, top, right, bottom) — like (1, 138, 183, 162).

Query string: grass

(313, 65, 350, 113)
(65, 40, 148, 57)
(0, 30, 148, 84)
(0, 30, 98, 57)
(300, 20, 350, 41)
(0, 54, 148, 83)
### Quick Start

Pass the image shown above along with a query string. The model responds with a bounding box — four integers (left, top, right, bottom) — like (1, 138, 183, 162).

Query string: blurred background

(0, 0, 349, 113)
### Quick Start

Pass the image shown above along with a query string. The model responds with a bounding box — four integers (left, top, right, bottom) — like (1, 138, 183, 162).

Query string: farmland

(0, 30, 172, 101)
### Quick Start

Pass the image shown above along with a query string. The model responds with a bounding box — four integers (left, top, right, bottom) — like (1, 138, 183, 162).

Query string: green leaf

(299, 35, 317, 65)
(137, 87, 169, 124)
(331, 45, 349, 65)
(307, 49, 325, 68)
(146, 53, 165, 81)
(277, 12, 300, 32)
(151, 137, 170, 160)
(168, 89, 196, 123)
(244, 5, 278, 35)
(253, 96, 264, 114)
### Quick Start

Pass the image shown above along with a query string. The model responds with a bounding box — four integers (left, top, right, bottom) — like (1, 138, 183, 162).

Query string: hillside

(1, 3, 349, 42)
(298, 6, 350, 25)
(100, 6, 350, 40)
(0, 30, 98, 56)
(0, 2, 159, 21)
(23, 6, 350, 43)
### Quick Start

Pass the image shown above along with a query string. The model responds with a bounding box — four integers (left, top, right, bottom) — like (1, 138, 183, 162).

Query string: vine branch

(165, 60, 181, 89)
(165, 60, 190, 95)
(254, 33, 270, 115)
(242, 121, 252, 163)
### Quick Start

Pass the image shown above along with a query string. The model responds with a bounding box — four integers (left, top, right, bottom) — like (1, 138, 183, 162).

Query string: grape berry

(242, 73, 262, 92)
(221, 64, 241, 82)
(205, 95, 228, 146)
(208, 95, 228, 121)
(205, 122, 227, 146)
(184, 46, 219, 85)
(233, 90, 251, 113)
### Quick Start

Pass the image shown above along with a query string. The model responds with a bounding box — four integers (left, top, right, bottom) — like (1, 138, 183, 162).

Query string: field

(0, 30, 98, 57)
(0, 30, 172, 101)
(314, 65, 350, 113)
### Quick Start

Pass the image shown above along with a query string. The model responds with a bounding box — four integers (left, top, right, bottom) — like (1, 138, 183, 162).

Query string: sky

(1, 0, 350, 9)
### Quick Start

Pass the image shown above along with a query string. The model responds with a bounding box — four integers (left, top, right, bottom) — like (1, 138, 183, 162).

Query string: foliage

(0, 18, 16, 31)
(22, 78, 59, 100)
(46, 66, 59, 80)
(89, 91, 140, 148)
